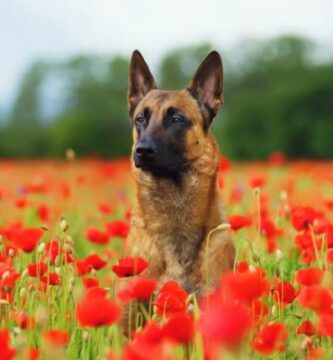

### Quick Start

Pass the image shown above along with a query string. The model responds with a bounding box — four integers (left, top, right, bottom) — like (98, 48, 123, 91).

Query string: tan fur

(125, 89, 235, 295)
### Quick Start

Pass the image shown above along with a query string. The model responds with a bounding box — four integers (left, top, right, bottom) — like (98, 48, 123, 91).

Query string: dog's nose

(135, 141, 155, 159)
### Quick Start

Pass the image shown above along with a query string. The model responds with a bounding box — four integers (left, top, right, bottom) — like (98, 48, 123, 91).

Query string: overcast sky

(1, 0, 332, 112)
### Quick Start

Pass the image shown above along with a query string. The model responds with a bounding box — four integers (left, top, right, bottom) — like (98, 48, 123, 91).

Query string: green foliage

(1, 35, 333, 159)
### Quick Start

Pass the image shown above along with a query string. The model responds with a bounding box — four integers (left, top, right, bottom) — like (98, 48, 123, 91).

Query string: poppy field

(0, 155, 333, 360)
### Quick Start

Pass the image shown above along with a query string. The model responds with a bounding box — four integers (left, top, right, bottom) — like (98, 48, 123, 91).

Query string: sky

(1, 0, 332, 113)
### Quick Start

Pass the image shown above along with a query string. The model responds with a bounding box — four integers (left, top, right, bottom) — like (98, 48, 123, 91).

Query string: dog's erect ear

(187, 51, 224, 128)
(128, 50, 157, 115)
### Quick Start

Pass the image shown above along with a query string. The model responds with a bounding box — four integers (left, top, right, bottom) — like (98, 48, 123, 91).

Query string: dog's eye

(135, 116, 145, 125)
(171, 115, 184, 124)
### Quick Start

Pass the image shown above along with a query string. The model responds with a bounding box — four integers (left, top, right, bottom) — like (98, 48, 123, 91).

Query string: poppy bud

(20, 287, 27, 298)
(275, 249, 284, 262)
(60, 218, 69, 232)
(38, 243, 46, 254)
(83, 331, 90, 342)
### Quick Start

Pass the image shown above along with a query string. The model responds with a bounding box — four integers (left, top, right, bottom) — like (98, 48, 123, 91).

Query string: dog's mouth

(134, 155, 188, 181)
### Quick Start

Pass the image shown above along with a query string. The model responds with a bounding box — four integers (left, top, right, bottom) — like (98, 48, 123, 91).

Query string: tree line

(1, 35, 332, 159)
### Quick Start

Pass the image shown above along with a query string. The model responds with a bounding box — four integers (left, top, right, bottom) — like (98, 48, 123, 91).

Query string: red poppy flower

(43, 329, 69, 347)
(229, 215, 252, 231)
(76, 287, 121, 327)
(199, 297, 251, 347)
(261, 218, 282, 239)
(273, 281, 296, 305)
(83, 253, 107, 270)
(251, 299, 269, 324)
(220, 269, 269, 304)
(318, 312, 333, 337)
(82, 277, 100, 289)
(162, 313, 194, 344)
(118, 278, 157, 303)
(112, 257, 148, 277)
(249, 175, 266, 188)
(268, 151, 285, 166)
(40, 273, 61, 286)
(291, 207, 317, 231)
(106, 220, 129, 239)
(297, 285, 332, 312)
(0, 329, 16, 359)
(86, 227, 109, 245)
(98, 203, 113, 215)
(236, 261, 249, 273)
(297, 320, 316, 336)
(122, 322, 166, 360)
(27, 261, 48, 277)
(24, 347, 40, 360)
(75, 259, 92, 276)
(219, 156, 231, 171)
(13, 311, 35, 330)
(296, 267, 324, 286)
(154, 281, 188, 318)
(37, 203, 49, 222)
(15, 198, 28, 209)
(252, 322, 288, 355)
(45, 240, 59, 264)
(11, 227, 44, 253)
(0, 267, 20, 301)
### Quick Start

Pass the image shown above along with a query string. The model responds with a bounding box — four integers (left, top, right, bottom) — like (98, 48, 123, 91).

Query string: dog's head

(128, 50, 224, 180)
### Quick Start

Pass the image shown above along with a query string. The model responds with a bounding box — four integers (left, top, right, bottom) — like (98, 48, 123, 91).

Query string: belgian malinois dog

(125, 50, 235, 300)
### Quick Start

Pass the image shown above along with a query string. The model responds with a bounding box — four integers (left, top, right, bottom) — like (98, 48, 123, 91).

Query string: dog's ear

(128, 50, 157, 115)
(187, 51, 224, 128)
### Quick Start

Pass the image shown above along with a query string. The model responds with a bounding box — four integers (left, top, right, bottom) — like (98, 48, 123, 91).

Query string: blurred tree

(0, 35, 332, 159)
(220, 36, 333, 159)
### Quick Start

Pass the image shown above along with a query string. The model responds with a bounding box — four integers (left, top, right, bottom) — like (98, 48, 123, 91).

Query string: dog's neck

(131, 150, 223, 232)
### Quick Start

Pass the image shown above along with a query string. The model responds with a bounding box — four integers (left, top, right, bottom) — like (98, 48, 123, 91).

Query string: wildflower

(112, 257, 148, 277)
(297, 285, 332, 312)
(40, 273, 61, 286)
(297, 320, 316, 336)
(296, 267, 324, 286)
(0, 329, 16, 359)
(43, 329, 69, 347)
(318, 311, 333, 337)
(273, 281, 297, 305)
(106, 220, 129, 239)
(86, 227, 109, 245)
(153, 281, 188, 318)
(162, 313, 194, 344)
(249, 175, 266, 188)
(220, 269, 269, 304)
(291, 207, 317, 231)
(252, 322, 288, 355)
(98, 203, 113, 215)
(118, 278, 157, 303)
(228, 214, 252, 231)
(122, 322, 166, 360)
(27, 261, 48, 277)
(37, 204, 49, 222)
(82, 277, 100, 289)
(10, 228, 44, 253)
(199, 296, 251, 347)
(83, 253, 107, 270)
(76, 287, 121, 327)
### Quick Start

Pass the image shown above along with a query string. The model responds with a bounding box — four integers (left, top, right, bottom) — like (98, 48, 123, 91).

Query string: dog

(125, 50, 235, 302)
